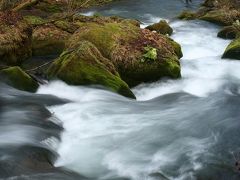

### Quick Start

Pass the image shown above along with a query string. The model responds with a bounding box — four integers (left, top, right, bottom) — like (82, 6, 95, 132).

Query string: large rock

(200, 9, 240, 26)
(67, 19, 181, 87)
(0, 66, 39, 92)
(0, 11, 32, 65)
(217, 25, 240, 39)
(48, 41, 135, 99)
(145, 20, 173, 35)
(222, 38, 240, 60)
(32, 24, 70, 56)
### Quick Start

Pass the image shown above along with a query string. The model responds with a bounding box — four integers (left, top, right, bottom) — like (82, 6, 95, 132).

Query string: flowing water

(1, 0, 240, 179)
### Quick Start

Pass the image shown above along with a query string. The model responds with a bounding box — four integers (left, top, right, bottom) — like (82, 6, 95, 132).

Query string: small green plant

(141, 46, 157, 63)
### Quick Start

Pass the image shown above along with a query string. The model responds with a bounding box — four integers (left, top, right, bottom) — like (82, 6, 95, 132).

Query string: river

(1, 0, 240, 179)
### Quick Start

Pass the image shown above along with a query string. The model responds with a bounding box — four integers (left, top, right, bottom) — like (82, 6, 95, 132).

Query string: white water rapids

(37, 7, 240, 180)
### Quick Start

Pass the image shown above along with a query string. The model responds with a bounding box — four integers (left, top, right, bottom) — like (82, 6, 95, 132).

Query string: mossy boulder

(145, 20, 173, 35)
(217, 25, 240, 39)
(0, 66, 39, 92)
(222, 38, 240, 60)
(48, 41, 135, 99)
(67, 20, 181, 87)
(168, 38, 183, 59)
(178, 10, 198, 20)
(32, 24, 70, 56)
(53, 20, 79, 33)
(199, 9, 240, 26)
(0, 12, 32, 66)
(24, 15, 46, 26)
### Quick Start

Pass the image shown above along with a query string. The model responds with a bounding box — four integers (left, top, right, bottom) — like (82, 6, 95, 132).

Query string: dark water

(1, 0, 240, 180)
(82, 0, 202, 23)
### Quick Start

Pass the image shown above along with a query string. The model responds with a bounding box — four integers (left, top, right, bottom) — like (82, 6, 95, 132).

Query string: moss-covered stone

(24, 15, 46, 26)
(0, 66, 39, 92)
(48, 41, 135, 98)
(53, 20, 78, 33)
(32, 24, 70, 56)
(222, 38, 240, 60)
(0, 12, 32, 66)
(67, 19, 181, 87)
(200, 9, 240, 26)
(217, 24, 240, 39)
(145, 20, 173, 35)
(178, 10, 197, 20)
(168, 38, 183, 59)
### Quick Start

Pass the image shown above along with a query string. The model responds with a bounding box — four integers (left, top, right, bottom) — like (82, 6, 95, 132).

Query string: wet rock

(178, 10, 197, 20)
(217, 24, 240, 39)
(145, 20, 173, 35)
(222, 38, 240, 60)
(199, 9, 240, 26)
(32, 24, 70, 56)
(0, 66, 39, 92)
(24, 15, 46, 26)
(47, 41, 136, 99)
(67, 17, 181, 87)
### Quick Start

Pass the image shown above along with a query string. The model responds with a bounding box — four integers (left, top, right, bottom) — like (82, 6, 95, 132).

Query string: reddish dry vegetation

(0, 11, 23, 26)
(131, 29, 174, 58)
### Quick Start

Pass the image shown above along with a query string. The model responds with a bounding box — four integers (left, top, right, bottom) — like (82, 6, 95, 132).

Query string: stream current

(1, 0, 240, 179)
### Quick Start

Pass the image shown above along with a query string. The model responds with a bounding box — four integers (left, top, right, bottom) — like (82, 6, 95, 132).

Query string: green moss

(32, 25, 70, 56)
(222, 38, 240, 60)
(120, 55, 181, 87)
(32, 39, 66, 56)
(67, 18, 181, 87)
(178, 10, 197, 20)
(67, 21, 139, 58)
(54, 20, 78, 33)
(0, 66, 39, 92)
(141, 46, 157, 62)
(162, 57, 181, 78)
(199, 9, 239, 26)
(24, 15, 46, 26)
(145, 20, 173, 35)
(168, 39, 183, 58)
(0, 19, 32, 65)
(48, 41, 135, 98)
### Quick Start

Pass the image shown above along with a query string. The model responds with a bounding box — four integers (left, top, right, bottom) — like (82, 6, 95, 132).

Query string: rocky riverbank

(178, 0, 240, 60)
